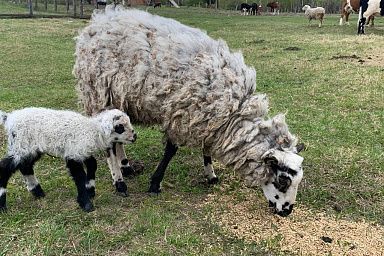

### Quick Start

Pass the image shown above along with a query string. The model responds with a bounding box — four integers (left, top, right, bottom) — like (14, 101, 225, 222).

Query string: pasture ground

(0, 7, 383, 255)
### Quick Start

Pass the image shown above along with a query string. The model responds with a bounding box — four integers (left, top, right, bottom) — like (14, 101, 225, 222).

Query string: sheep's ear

(261, 149, 278, 166)
(295, 143, 305, 153)
(264, 156, 278, 166)
(100, 115, 113, 136)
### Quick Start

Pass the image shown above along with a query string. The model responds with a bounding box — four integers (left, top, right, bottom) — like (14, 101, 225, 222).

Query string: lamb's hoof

(31, 184, 45, 198)
(87, 187, 96, 198)
(0, 195, 6, 211)
(148, 183, 161, 194)
(81, 202, 95, 212)
(115, 181, 128, 197)
(0, 206, 7, 212)
(121, 166, 135, 177)
(208, 177, 219, 184)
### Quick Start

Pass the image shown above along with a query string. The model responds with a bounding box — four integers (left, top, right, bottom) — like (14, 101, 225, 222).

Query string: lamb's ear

(295, 143, 305, 153)
(99, 115, 114, 137)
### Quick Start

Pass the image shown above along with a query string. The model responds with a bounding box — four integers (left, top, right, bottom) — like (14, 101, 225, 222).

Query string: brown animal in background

(339, 0, 374, 25)
(267, 1, 280, 15)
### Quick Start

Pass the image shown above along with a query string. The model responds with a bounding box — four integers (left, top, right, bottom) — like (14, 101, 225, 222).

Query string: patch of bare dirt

(202, 193, 384, 255)
(331, 52, 384, 67)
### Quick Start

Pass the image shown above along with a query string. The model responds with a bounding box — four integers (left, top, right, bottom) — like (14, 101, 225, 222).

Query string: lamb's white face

(261, 149, 304, 217)
(102, 110, 137, 144)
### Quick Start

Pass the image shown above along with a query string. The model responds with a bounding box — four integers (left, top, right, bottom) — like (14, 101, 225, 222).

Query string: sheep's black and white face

(261, 149, 304, 217)
(102, 109, 137, 144)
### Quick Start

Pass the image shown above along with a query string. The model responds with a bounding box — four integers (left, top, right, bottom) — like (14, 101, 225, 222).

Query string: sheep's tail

(0, 110, 8, 125)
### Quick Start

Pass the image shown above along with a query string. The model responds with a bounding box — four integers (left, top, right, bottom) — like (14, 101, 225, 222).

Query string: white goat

(302, 5, 325, 27)
(0, 107, 136, 212)
(74, 7, 305, 217)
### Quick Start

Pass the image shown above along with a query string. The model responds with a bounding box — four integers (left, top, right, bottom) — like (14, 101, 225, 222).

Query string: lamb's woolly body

(302, 5, 325, 27)
(74, 7, 298, 185)
(303, 5, 325, 17)
(3, 108, 121, 162)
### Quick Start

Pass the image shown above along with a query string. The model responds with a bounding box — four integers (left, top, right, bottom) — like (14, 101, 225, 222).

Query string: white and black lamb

(302, 5, 326, 27)
(73, 7, 304, 217)
(0, 107, 136, 212)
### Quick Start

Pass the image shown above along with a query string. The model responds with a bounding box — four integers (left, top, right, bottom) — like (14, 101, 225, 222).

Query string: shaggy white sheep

(302, 5, 325, 27)
(73, 7, 305, 217)
(0, 107, 136, 212)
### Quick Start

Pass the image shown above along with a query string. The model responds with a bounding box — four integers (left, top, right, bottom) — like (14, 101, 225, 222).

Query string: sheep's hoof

(121, 166, 135, 177)
(115, 181, 128, 197)
(31, 184, 45, 198)
(0, 206, 7, 212)
(148, 183, 161, 194)
(81, 202, 95, 213)
(208, 177, 219, 184)
(87, 187, 96, 198)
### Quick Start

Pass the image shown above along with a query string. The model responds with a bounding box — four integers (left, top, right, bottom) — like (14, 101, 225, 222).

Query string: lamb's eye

(114, 124, 125, 134)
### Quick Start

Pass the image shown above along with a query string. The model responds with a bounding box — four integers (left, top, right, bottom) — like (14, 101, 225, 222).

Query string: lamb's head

(97, 109, 137, 144)
(261, 146, 304, 217)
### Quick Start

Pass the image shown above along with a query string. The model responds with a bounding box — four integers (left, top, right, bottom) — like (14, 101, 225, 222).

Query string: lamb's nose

(132, 133, 137, 142)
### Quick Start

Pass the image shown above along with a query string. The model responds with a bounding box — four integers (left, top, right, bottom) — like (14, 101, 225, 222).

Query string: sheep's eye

(114, 124, 125, 134)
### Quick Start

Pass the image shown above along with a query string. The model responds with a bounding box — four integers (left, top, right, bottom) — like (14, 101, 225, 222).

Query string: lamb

(302, 5, 325, 27)
(73, 7, 305, 217)
(357, 0, 383, 34)
(0, 107, 136, 212)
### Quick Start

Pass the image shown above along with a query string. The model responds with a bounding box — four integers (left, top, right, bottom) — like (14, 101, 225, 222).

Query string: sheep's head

(302, 4, 310, 11)
(261, 145, 304, 217)
(98, 109, 137, 144)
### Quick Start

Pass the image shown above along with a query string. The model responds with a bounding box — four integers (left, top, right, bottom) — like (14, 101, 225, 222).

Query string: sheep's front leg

(116, 143, 135, 177)
(66, 159, 94, 212)
(203, 155, 218, 184)
(0, 156, 18, 211)
(84, 156, 97, 198)
(107, 143, 128, 197)
(148, 140, 178, 194)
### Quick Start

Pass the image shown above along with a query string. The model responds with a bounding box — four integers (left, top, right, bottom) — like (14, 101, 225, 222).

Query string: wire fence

(0, 0, 341, 18)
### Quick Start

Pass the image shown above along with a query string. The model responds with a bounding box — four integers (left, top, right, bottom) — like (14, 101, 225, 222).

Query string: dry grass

(202, 190, 384, 255)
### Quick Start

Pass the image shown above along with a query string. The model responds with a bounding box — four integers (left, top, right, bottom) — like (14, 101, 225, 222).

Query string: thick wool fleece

(1, 107, 129, 163)
(74, 7, 298, 184)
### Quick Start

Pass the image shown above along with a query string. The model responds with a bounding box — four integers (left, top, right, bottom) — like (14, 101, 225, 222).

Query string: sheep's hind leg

(203, 155, 218, 184)
(148, 140, 178, 194)
(84, 156, 97, 198)
(66, 159, 94, 212)
(19, 153, 45, 198)
(107, 143, 128, 197)
(0, 156, 18, 211)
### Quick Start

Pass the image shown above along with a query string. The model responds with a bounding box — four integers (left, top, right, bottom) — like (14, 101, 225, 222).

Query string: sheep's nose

(276, 205, 294, 217)
(132, 133, 137, 142)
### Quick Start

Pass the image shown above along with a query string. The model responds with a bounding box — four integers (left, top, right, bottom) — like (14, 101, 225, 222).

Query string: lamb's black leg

(66, 159, 94, 212)
(0, 156, 18, 211)
(203, 155, 218, 184)
(148, 140, 178, 194)
(19, 154, 45, 198)
(84, 156, 97, 198)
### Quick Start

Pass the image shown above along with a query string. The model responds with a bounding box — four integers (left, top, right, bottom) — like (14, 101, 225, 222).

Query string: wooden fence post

(73, 0, 77, 17)
(29, 0, 33, 15)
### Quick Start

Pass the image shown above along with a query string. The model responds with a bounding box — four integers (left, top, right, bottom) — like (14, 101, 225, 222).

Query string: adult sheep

(73, 7, 305, 217)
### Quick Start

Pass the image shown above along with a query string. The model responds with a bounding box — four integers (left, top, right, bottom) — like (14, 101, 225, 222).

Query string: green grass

(0, 7, 383, 255)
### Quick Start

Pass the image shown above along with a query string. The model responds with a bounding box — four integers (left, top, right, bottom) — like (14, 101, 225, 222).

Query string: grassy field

(0, 7, 383, 255)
